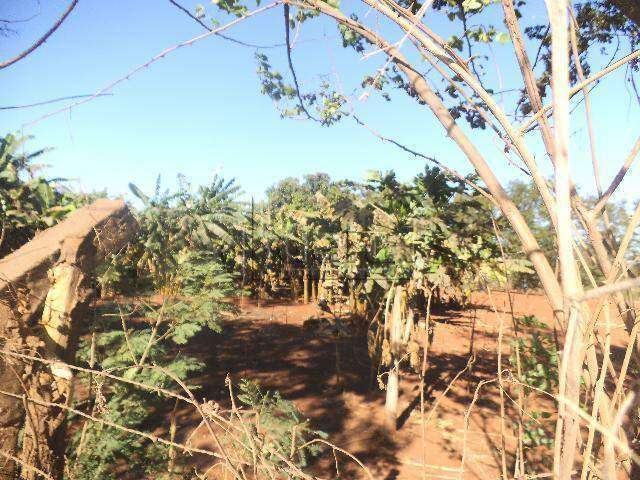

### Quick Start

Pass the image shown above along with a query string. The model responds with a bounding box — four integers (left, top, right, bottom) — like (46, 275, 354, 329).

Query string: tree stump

(0, 199, 137, 480)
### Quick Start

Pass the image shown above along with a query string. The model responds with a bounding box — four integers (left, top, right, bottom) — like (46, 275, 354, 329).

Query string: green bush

(68, 251, 237, 479)
(0, 133, 80, 256)
(509, 316, 558, 454)
(235, 379, 327, 469)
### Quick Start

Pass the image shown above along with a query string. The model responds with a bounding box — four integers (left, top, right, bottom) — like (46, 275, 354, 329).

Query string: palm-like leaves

(0, 133, 77, 256)
(121, 166, 522, 308)
(128, 174, 243, 289)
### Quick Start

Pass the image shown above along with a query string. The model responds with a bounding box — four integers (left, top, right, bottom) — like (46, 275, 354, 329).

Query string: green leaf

(171, 321, 202, 345)
(462, 0, 482, 12)
(129, 182, 150, 206)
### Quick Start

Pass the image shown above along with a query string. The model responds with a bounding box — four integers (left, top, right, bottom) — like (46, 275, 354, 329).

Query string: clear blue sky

(1, 0, 639, 205)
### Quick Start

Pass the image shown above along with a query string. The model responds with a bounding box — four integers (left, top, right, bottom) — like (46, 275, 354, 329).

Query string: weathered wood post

(0, 199, 137, 480)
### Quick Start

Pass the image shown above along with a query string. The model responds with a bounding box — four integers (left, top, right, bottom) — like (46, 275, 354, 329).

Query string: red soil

(175, 291, 632, 479)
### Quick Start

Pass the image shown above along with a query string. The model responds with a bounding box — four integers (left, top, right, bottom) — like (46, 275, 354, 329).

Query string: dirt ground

(162, 289, 631, 480)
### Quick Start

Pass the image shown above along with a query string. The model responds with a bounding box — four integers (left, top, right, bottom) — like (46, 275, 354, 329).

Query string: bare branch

(501, 0, 554, 155)
(592, 135, 640, 215)
(0, 93, 112, 110)
(569, 10, 601, 195)
(581, 276, 640, 303)
(24, 2, 283, 127)
(0, 449, 53, 480)
(0, 0, 79, 70)
(519, 49, 640, 135)
(167, 0, 284, 49)
(284, 3, 318, 122)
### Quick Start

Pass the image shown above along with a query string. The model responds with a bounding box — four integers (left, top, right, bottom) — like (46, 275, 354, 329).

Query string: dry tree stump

(0, 199, 137, 480)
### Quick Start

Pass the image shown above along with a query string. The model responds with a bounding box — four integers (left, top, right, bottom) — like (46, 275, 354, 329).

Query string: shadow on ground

(169, 301, 509, 478)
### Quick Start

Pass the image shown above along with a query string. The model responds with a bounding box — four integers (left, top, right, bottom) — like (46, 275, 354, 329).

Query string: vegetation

(2, 131, 639, 479)
(2, 0, 640, 479)
(0, 135, 539, 478)
(0, 134, 79, 256)
(509, 315, 558, 453)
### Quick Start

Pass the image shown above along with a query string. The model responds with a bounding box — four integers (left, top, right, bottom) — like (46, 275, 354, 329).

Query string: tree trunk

(20, 262, 86, 480)
(0, 303, 25, 480)
(292, 276, 299, 303)
(547, 4, 583, 476)
(348, 280, 356, 311)
(384, 286, 405, 431)
(317, 257, 327, 302)
(303, 267, 310, 304)
(311, 278, 318, 303)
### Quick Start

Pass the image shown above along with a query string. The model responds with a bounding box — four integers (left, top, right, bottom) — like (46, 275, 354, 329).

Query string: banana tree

(0, 133, 77, 256)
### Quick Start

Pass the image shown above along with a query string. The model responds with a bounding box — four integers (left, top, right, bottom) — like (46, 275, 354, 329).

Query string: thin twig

(284, 3, 318, 121)
(459, 379, 495, 480)
(0, 388, 227, 461)
(0, 93, 113, 110)
(24, 2, 282, 127)
(350, 115, 496, 205)
(167, 0, 284, 49)
(0, 0, 79, 70)
(592, 135, 640, 215)
(576, 276, 640, 302)
(519, 49, 640, 134)
(0, 449, 54, 480)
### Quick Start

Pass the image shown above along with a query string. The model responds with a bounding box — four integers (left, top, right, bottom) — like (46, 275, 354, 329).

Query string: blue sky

(1, 0, 639, 205)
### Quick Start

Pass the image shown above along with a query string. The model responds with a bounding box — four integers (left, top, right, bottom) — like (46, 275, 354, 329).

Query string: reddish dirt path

(178, 291, 630, 479)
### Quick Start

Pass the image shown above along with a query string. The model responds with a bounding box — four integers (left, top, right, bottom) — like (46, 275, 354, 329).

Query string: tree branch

(0, 93, 112, 110)
(501, 0, 555, 156)
(295, 0, 564, 315)
(519, 49, 640, 134)
(284, 3, 318, 122)
(25, 2, 283, 127)
(167, 0, 283, 49)
(0, 0, 79, 70)
(577, 276, 640, 302)
(592, 135, 640, 215)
